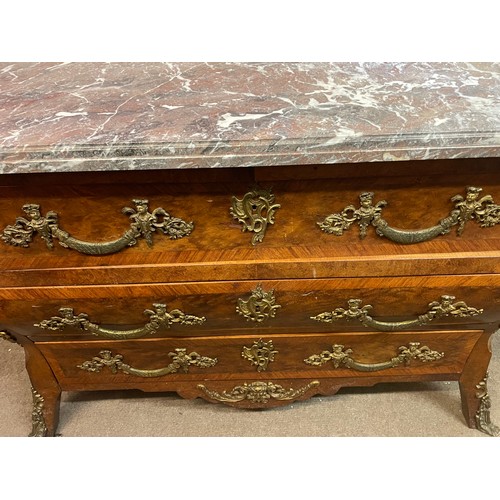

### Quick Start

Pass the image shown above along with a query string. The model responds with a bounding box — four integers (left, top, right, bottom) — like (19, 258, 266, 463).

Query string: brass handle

(310, 295, 483, 332)
(304, 342, 443, 372)
(34, 304, 206, 339)
(78, 349, 217, 377)
(236, 285, 281, 323)
(317, 187, 500, 243)
(1, 199, 193, 255)
(197, 381, 320, 404)
(230, 187, 280, 245)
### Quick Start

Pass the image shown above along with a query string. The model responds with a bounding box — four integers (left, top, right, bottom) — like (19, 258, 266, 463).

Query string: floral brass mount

(77, 348, 217, 377)
(241, 339, 279, 372)
(317, 186, 500, 244)
(230, 187, 280, 245)
(304, 342, 444, 372)
(197, 380, 320, 404)
(311, 295, 483, 332)
(1, 199, 193, 255)
(29, 387, 48, 437)
(236, 285, 281, 323)
(475, 373, 500, 437)
(34, 304, 206, 339)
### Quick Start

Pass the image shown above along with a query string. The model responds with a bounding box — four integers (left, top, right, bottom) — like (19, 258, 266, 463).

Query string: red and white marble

(0, 62, 499, 173)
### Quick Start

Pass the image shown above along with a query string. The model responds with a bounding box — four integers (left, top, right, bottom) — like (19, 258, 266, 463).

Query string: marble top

(1, 62, 500, 174)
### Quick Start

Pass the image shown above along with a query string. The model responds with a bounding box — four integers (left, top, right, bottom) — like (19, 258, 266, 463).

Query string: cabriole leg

(3, 331, 62, 437)
(459, 328, 498, 436)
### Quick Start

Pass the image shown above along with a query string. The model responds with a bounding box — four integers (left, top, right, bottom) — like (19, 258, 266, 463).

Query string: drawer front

(1, 276, 499, 339)
(37, 330, 482, 388)
(1, 161, 500, 286)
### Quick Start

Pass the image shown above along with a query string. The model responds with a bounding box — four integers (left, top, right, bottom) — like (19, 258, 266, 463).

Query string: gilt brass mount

(77, 348, 217, 377)
(318, 187, 500, 244)
(311, 295, 483, 332)
(475, 373, 500, 437)
(29, 387, 48, 437)
(304, 342, 444, 371)
(230, 187, 280, 245)
(1, 199, 193, 255)
(241, 339, 278, 371)
(34, 304, 206, 339)
(236, 285, 281, 323)
(197, 380, 320, 404)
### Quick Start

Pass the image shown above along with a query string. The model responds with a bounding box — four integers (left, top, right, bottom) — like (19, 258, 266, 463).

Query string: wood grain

(0, 159, 499, 287)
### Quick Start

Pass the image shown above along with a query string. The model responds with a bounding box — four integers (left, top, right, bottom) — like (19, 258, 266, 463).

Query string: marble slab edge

(0, 143, 500, 174)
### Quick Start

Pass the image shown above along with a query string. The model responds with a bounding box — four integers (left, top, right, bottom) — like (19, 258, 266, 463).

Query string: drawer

(1, 275, 499, 339)
(37, 329, 483, 391)
(1, 160, 500, 287)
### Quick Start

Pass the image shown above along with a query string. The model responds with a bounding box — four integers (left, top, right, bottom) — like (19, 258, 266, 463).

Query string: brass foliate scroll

(318, 187, 500, 244)
(197, 380, 320, 404)
(34, 304, 206, 340)
(475, 373, 500, 437)
(77, 348, 217, 377)
(29, 388, 48, 437)
(304, 342, 444, 372)
(311, 295, 483, 332)
(241, 339, 279, 372)
(1, 199, 193, 255)
(230, 187, 280, 245)
(236, 285, 281, 323)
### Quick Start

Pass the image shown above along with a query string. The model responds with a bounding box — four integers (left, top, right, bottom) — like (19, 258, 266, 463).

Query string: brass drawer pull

(304, 342, 443, 372)
(230, 187, 280, 245)
(311, 295, 482, 332)
(1, 199, 193, 255)
(318, 187, 500, 244)
(34, 304, 206, 339)
(197, 380, 320, 404)
(236, 285, 281, 323)
(78, 349, 217, 377)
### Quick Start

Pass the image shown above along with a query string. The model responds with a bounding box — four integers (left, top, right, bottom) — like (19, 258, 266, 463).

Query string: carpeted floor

(1, 333, 498, 437)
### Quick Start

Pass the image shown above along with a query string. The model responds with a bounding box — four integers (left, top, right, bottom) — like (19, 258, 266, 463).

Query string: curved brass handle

(78, 349, 217, 377)
(34, 304, 206, 339)
(197, 380, 320, 404)
(311, 295, 483, 332)
(304, 342, 443, 372)
(1, 199, 193, 255)
(317, 187, 500, 243)
(230, 187, 280, 245)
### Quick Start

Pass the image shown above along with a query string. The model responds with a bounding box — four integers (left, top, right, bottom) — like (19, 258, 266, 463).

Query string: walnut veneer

(1, 159, 499, 436)
(1, 62, 500, 437)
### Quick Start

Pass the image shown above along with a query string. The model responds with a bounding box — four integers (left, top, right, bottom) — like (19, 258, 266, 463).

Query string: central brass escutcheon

(230, 187, 280, 245)
(241, 339, 279, 372)
(236, 285, 281, 323)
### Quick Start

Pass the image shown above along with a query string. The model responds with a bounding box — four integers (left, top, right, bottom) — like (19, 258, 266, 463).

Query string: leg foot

(475, 373, 499, 437)
(6, 331, 62, 437)
(29, 387, 48, 437)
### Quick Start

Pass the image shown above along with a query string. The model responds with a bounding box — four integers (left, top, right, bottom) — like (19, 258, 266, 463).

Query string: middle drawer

(1, 275, 499, 339)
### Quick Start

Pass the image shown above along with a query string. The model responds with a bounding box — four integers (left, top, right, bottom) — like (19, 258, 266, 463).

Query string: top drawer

(0, 159, 499, 286)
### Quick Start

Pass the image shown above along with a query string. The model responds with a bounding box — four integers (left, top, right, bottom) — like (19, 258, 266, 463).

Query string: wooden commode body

(1, 62, 499, 436)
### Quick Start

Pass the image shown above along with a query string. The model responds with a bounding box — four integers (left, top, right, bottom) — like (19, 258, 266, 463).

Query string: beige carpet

(1, 334, 498, 437)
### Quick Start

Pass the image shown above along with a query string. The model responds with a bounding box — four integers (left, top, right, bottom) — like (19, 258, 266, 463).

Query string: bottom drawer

(37, 329, 482, 389)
